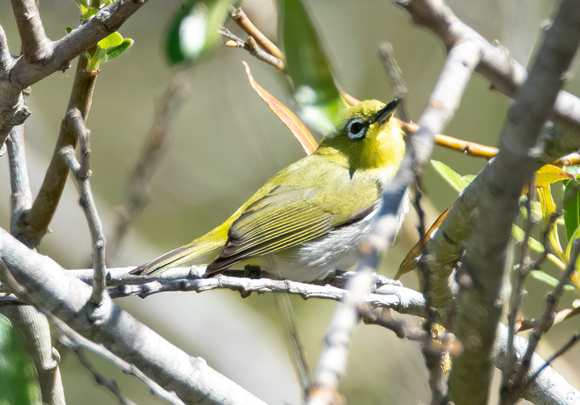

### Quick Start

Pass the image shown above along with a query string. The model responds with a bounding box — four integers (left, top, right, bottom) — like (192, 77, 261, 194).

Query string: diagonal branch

(54, 318, 185, 405)
(0, 25, 13, 73)
(495, 324, 580, 405)
(0, 228, 266, 405)
(24, 265, 580, 405)
(506, 239, 580, 402)
(10, 0, 51, 62)
(13, 57, 97, 248)
(231, 7, 284, 60)
(4, 115, 65, 404)
(59, 110, 107, 307)
(305, 35, 482, 405)
(9, 0, 149, 88)
(447, 1, 580, 403)
(0, 0, 149, 147)
(109, 72, 190, 260)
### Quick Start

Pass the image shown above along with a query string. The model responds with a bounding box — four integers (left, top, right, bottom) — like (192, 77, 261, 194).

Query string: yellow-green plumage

(132, 99, 406, 282)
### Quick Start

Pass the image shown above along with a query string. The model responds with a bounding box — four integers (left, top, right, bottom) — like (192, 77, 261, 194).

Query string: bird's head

(317, 99, 405, 175)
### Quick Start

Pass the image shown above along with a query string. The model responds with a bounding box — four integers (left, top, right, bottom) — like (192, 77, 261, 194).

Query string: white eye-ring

(346, 117, 367, 140)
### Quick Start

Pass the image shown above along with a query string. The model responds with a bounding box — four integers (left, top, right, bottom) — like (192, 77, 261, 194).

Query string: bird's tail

(130, 240, 223, 277)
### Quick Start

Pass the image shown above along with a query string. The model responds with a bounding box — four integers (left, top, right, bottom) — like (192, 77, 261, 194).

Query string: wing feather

(205, 181, 379, 275)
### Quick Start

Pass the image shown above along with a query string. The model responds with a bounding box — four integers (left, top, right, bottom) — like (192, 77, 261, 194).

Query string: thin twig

(13, 56, 97, 248)
(59, 109, 107, 307)
(5, 102, 65, 405)
(0, 0, 149, 146)
(398, 119, 499, 159)
(220, 28, 285, 70)
(517, 306, 580, 333)
(509, 239, 580, 398)
(103, 272, 429, 317)
(6, 125, 33, 233)
(306, 34, 480, 405)
(502, 178, 536, 392)
(231, 7, 284, 60)
(55, 267, 427, 318)
(524, 333, 580, 389)
(0, 259, 184, 405)
(377, 42, 408, 122)
(54, 320, 185, 405)
(62, 334, 138, 405)
(359, 305, 423, 340)
(0, 230, 267, 404)
(553, 152, 580, 167)
(10, 0, 51, 62)
(414, 186, 446, 404)
(58, 266, 401, 290)
(0, 25, 13, 72)
(109, 72, 190, 260)
(448, 0, 580, 399)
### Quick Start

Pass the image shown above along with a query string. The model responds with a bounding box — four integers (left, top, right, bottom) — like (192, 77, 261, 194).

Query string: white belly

(258, 194, 408, 282)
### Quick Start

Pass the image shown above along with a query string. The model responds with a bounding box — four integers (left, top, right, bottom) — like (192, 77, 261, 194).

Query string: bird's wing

(205, 181, 379, 274)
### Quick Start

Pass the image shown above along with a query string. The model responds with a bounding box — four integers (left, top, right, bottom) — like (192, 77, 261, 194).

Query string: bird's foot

(326, 270, 402, 289)
(243, 264, 262, 279)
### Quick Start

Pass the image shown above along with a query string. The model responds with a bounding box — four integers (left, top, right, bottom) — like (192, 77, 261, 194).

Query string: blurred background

(0, 0, 579, 403)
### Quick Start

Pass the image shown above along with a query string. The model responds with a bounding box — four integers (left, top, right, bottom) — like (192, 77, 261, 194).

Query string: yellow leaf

(521, 164, 573, 194)
(538, 185, 565, 258)
(535, 164, 574, 187)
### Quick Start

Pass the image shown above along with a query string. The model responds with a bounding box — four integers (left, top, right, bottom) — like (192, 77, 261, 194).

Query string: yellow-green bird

(132, 99, 407, 282)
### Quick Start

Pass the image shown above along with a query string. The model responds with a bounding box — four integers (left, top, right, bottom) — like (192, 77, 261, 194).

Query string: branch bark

(0, 228, 266, 405)
(447, 1, 580, 403)
(13, 57, 97, 248)
(305, 31, 482, 405)
(59, 109, 108, 306)
(494, 324, 580, 405)
(0, 0, 149, 147)
(3, 122, 66, 404)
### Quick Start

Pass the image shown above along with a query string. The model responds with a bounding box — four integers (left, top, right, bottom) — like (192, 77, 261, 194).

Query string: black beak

(372, 98, 400, 124)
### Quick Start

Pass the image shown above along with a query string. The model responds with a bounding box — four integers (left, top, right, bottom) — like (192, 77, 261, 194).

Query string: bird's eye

(346, 118, 367, 140)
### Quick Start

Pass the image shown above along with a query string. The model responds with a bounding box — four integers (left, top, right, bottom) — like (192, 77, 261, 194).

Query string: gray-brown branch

(0, 0, 149, 147)
(0, 228, 266, 405)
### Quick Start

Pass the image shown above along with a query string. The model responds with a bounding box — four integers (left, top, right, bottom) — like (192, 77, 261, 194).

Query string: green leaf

(86, 33, 134, 72)
(430, 160, 474, 193)
(0, 316, 41, 404)
(98, 31, 123, 49)
(104, 38, 134, 62)
(166, 0, 236, 65)
(564, 177, 580, 241)
(278, 0, 347, 135)
(529, 270, 575, 291)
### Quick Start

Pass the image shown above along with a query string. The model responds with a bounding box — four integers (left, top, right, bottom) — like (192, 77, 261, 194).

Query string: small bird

(132, 99, 406, 282)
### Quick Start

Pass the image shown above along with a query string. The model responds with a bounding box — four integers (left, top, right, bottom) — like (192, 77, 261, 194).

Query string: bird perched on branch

(132, 99, 407, 282)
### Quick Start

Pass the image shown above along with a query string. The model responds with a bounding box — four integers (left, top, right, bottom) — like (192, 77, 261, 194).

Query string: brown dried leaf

(243, 61, 318, 155)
